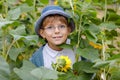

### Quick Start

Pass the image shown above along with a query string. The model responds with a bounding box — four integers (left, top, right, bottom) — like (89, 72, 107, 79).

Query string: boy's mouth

(53, 36, 63, 40)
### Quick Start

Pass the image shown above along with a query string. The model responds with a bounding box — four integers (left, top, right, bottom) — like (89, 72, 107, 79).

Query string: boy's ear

(39, 29, 45, 38)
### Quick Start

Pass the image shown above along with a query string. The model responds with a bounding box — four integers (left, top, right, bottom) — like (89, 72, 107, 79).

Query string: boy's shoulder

(33, 46, 44, 56)
(30, 45, 45, 67)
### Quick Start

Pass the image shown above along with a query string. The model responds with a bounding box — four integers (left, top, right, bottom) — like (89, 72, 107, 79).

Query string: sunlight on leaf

(0, 19, 14, 29)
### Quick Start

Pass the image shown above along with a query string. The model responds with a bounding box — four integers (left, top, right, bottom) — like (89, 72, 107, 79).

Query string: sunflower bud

(57, 58, 66, 67)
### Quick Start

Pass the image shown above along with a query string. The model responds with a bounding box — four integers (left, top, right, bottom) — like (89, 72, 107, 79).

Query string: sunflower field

(0, 0, 120, 80)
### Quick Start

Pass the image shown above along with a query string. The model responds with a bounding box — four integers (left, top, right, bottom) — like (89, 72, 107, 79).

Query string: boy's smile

(53, 35, 63, 41)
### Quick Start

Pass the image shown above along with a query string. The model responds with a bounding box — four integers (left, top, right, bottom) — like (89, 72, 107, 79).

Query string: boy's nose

(54, 27, 60, 33)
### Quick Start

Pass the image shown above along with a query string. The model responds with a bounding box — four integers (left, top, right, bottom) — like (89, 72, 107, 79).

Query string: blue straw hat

(35, 5, 75, 35)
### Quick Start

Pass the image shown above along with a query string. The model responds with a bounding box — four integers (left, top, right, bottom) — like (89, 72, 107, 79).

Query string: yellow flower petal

(54, 56, 72, 72)
(89, 41, 102, 50)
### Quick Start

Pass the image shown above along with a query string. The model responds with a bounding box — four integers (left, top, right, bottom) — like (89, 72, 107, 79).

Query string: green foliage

(0, 56, 10, 80)
(0, 0, 120, 80)
(76, 47, 99, 61)
(14, 60, 38, 80)
(14, 60, 58, 80)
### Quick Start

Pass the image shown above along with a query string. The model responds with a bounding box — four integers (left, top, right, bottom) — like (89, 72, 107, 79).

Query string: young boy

(30, 5, 76, 69)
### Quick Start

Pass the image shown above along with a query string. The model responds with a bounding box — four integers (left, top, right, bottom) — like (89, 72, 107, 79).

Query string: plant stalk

(69, 0, 74, 15)
(6, 40, 16, 60)
(104, 0, 107, 22)
(101, 0, 107, 80)
(76, 14, 82, 48)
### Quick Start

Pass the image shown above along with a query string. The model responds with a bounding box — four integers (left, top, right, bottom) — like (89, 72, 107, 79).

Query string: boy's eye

(59, 25, 66, 28)
(46, 26, 53, 29)
(43, 24, 67, 31)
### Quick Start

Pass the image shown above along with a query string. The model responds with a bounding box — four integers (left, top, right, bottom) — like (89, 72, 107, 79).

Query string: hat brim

(35, 10, 75, 35)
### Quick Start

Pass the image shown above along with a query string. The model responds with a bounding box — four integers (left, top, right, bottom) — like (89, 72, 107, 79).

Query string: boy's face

(39, 16, 71, 47)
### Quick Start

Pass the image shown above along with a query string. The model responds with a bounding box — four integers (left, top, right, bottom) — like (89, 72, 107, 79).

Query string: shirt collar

(44, 43, 63, 58)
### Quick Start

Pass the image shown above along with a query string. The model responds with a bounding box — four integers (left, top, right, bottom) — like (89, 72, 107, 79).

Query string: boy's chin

(53, 42, 63, 45)
(55, 42, 66, 46)
(55, 43, 63, 46)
